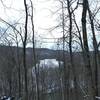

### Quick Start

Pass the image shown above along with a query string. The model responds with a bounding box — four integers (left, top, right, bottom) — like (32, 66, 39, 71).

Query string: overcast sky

(0, 0, 99, 49)
(0, 0, 62, 48)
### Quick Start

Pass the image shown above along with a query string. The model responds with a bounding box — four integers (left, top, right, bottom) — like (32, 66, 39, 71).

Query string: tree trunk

(16, 42, 21, 98)
(66, 0, 79, 100)
(87, 4, 98, 98)
(30, 1, 40, 100)
(23, 0, 28, 100)
(81, 0, 95, 99)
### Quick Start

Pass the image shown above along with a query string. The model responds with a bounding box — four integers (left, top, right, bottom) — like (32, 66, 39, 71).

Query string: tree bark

(81, 0, 95, 99)
(23, 0, 28, 100)
(30, 1, 40, 100)
(66, 0, 79, 100)
(87, 2, 99, 99)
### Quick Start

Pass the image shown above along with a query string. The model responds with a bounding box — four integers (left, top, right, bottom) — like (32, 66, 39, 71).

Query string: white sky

(0, 0, 99, 49)
(0, 0, 62, 48)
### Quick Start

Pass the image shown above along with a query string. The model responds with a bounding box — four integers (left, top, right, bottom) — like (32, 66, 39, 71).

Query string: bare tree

(23, 0, 28, 99)
(65, 0, 79, 100)
(87, 2, 99, 97)
(81, 0, 95, 99)
(30, 0, 40, 100)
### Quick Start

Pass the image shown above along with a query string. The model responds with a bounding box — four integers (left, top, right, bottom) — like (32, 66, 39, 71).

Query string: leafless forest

(0, 0, 100, 100)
